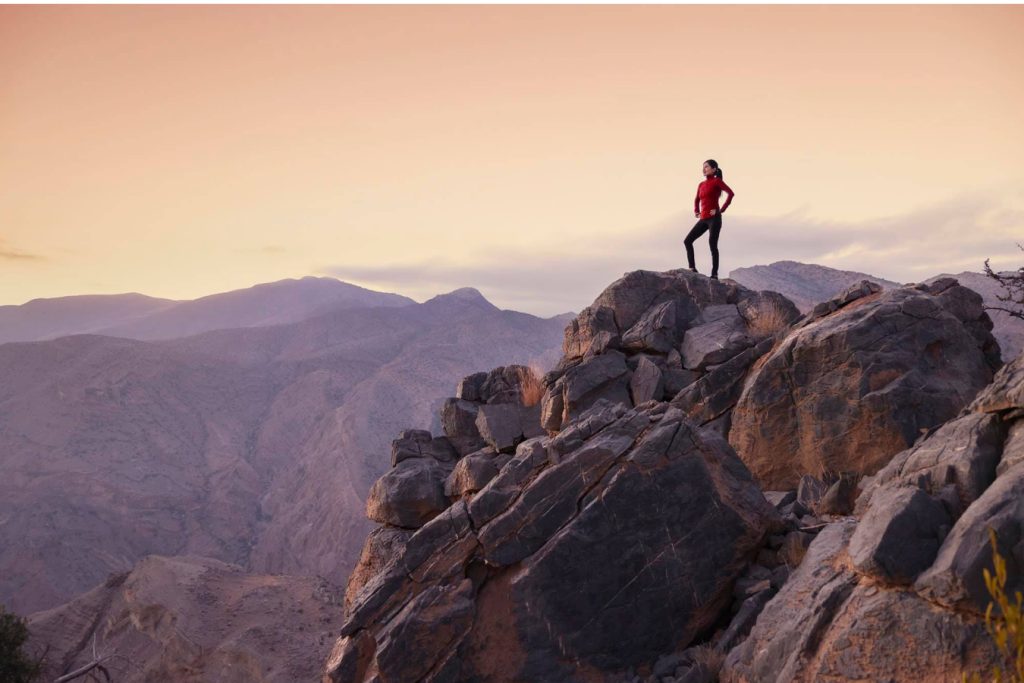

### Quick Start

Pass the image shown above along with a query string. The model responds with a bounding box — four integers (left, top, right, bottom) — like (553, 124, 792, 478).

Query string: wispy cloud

(318, 191, 1024, 317)
(0, 239, 45, 262)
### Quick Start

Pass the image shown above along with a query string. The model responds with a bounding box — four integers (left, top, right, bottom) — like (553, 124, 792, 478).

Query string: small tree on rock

(0, 604, 43, 682)
(985, 245, 1024, 321)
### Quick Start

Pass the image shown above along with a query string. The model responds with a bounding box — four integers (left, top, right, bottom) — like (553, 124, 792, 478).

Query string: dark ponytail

(705, 158, 723, 180)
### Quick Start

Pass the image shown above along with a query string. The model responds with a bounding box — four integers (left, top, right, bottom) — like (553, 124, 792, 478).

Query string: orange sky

(2, 5, 1023, 315)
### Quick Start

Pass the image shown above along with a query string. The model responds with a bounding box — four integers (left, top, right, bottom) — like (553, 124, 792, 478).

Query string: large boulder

(730, 279, 1002, 489)
(364, 457, 451, 529)
(328, 401, 777, 682)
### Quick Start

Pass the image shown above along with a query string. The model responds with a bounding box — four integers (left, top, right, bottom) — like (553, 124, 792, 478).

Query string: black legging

(684, 214, 722, 277)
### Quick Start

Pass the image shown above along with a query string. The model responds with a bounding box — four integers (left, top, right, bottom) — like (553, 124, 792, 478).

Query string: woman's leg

(684, 219, 710, 270)
(708, 215, 722, 278)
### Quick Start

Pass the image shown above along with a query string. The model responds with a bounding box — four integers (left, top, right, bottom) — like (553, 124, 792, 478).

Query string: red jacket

(694, 176, 735, 219)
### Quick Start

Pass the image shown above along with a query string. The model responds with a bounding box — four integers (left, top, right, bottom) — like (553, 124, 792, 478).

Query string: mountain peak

(423, 287, 497, 311)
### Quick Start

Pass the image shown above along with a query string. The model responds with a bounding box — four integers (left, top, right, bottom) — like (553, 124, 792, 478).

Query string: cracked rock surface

(327, 399, 776, 682)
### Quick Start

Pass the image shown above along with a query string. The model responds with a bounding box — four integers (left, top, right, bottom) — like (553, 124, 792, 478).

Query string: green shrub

(0, 604, 42, 682)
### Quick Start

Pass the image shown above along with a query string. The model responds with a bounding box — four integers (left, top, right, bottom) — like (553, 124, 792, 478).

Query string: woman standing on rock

(686, 159, 735, 280)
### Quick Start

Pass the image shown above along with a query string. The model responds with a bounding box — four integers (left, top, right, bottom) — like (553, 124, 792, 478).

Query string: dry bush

(964, 528, 1024, 683)
(747, 300, 796, 340)
(691, 643, 726, 676)
(516, 363, 545, 408)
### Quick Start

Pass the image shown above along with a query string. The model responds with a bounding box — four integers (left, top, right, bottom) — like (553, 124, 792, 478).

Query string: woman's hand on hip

(710, 209, 717, 216)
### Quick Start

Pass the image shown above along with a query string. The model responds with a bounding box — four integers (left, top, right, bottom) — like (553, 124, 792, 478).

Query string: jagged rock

(663, 367, 700, 398)
(539, 377, 566, 432)
(803, 279, 883, 322)
(467, 437, 550, 527)
(563, 305, 619, 360)
(717, 590, 773, 654)
(817, 472, 859, 516)
(998, 420, 1024, 476)
(848, 486, 950, 585)
(915, 461, 1024, 614)
(475, 403, 524, 453)
(390, 429, 431, 466)
(763, 491, 796, 510)
(332, 402, 777, 681)
(857, 412, 1004, 513)
(629, 355, 664, 405)
(440, 397, 487, 456)
(456, 372, 488, 401)
(480, 365, 532, 404)
(670, 338, 774, 433)
(679, 306, 754, 371)
(730, 281, 1001, 489)
(444, 447, 511, 499)
(365, 457, 451, 529)
(344, 526, 415, 613)
(544, 350, 632, 432)
(372, 579, 476, 682)
(720, 521, 998, 682)
(721, 522, 859, 682)
(971, 349, 1024, 413)
(621, 300, 683, 354)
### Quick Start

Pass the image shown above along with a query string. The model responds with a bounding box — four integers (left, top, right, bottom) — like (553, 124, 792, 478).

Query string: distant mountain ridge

(0, 287, 569, 615)
(730, 260, 1023, 361)
(0, 276, 416, 343)
(728, 260, 901, 312)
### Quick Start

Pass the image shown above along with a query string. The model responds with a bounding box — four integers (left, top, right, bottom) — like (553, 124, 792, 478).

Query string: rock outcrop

(722, 351, 1024, 683)
(730, 279, 1002, 489)
(327, 268, 1016, 683)
(328, 400, 777, 682)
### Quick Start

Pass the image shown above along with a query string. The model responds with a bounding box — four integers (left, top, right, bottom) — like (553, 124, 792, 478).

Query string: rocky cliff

(326, 268, 1014, 682)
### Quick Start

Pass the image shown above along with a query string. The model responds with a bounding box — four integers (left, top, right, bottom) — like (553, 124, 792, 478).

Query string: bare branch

(983, 245, 1024, 321)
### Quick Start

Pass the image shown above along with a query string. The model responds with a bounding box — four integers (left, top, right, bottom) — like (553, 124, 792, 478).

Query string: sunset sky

(2, 5, 1023, 316)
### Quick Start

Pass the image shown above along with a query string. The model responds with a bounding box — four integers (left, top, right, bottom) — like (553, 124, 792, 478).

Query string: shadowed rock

(848, 486, 950, 585)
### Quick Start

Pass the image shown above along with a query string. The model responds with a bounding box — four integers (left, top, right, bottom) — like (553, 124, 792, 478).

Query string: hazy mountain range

(0, 276, 415, 344)
(1, 279, 571, 618)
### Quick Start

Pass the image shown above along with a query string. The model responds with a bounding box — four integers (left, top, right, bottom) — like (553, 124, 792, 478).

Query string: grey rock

(456, 371, 487, 401)
(444, 448, 511, 499)
(621, 300, 683, 354)
(857, 412, 1004, 513)
(439, 397, 487, 456)
(849, 487, 950, 585)
(915, 461, 1024, 613)
(475, 402, 524, 453)
(680, 310, 754, 371)
(629, 355, 665, 405)
(365, 457, 451, 529)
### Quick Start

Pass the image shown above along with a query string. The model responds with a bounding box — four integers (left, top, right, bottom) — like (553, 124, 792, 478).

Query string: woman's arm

(719, 180, 735, 213)
(694, 186, 701, 216)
